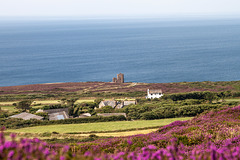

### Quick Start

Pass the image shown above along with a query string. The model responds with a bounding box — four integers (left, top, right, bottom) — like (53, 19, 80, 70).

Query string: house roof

(10, 112, 43, 120)
(149, 89, 163, 94)
(78, 113, 91, 118)
(44, 108, 69, 114)
(115, 103, 124, 109)
(100, 101, 116, 108)
(48, 111, 69, 121)
(36, 109, 44, 113)
(80, 113, 91, 117)
(97, 113, 126, 117)
(123, 101, 136, 105)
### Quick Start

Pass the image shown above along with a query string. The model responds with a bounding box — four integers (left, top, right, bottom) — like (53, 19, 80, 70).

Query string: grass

(32, 100, 61, 105)
(92, 129, 158, 137)
(0, 106, 17, 112)
(225, 98, 240, 102)
(75, 99, 95, 104)
(7, 117, 192, 134)
(0, 102, 17, 105)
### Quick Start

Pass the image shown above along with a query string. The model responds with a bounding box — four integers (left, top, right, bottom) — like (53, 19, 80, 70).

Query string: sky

(0, 0, 240, 18)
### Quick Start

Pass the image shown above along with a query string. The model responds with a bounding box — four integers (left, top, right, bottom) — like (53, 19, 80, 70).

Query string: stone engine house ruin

(112, 73, 124, 83)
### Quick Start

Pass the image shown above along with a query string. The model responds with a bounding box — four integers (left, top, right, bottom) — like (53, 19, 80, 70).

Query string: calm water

(0, 18, 240, 87)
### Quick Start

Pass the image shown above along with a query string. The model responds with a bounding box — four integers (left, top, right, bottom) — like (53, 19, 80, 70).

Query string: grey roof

(149, 89, 163, 94)
(36, 109, 44, 113)
(48, 111, 69, 121)
(115, 103, 124, 109)
(123, 101, 136, 106)
(97, 113, 126, 117)
(80, 113, 91, 117)
(99, 100, 116, 108)
(10, 112, 43, 120)
(79, 113, 91, 118)
(44, 108, 69, 114)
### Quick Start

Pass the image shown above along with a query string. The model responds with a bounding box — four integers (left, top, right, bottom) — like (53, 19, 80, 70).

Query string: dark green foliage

(35, 112, 49, 120)
(94, 98, 103, 105)
(100, 106, 114, 113)
(45, 134, 99, 144)
(162, 91, 209, 101)
(0, 110, 18, 118)
(139, 105, 222, 120)
(15, 100, 32, 111)
(122, 97, 235, 120)
(70, 102, 98, 117)
(162, 91, 239, 102)
(42, 104, 68, 110)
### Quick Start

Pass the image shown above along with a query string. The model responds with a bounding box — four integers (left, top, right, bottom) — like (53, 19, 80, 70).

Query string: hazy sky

(1, 0, 240, 18)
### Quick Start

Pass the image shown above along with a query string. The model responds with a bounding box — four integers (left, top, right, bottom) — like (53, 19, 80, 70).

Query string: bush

(42, 104, 68, 110)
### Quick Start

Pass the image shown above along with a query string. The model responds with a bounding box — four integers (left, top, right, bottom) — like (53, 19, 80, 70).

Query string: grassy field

(225, 98, 240, 102)
(92, 129, 158, 137)
(0, 106, 17, 112)
(32, 100, 61, 105)
(75, 99, 95, 104)
(7, 117, 192, 134)
(0, 102, 17, 106)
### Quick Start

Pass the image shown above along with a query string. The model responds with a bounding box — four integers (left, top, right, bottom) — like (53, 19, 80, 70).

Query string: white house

(146, 89, 163, 99)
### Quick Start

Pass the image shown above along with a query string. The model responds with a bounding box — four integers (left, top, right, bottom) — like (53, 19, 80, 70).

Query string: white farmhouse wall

(146, 89, 163, 99)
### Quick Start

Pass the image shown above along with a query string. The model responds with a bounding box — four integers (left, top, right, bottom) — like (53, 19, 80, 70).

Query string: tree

(15, 100, 32, 111)
(94, 98, 103, 105)
(66, 98, 79, 107)
(61, 98, 78, 107)
(205, 92, 217, 104)
(60, 98, 67, 105)
(101, 106, 114, 113)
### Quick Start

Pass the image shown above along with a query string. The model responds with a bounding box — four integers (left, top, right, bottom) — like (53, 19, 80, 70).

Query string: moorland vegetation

(1, 81, 240, 159)
(2, 106, 240, 159)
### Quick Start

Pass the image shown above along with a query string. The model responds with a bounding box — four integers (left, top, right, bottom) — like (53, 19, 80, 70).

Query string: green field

(75, 99, 95, 104)
(225, 98, 240, 102)
(0, 102, 17, 106)
(32, 100, 61, 105)
(0, 106, 17, 112)
(7, 117, 192, 134)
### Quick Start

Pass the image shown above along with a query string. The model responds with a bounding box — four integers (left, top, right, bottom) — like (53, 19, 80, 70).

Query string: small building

(48, 111, 69, 120)
(99, 100, 117, 108)
(115, 102, 124, 109)
(124, 101, 136, 106)
(99, 100, 136, 109)
(115, 101, 136, 109)
(79, 113, 91, 118)
(44, 108, 69, 121)
(10, 112, 43, 120)
(97, 113, 127, 118)
(44, 108, 69, 114)
(36, 109, 45, 113)
(146, 89, 163, 99)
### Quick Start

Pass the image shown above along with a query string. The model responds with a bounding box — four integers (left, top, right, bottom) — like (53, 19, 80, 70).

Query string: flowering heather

(2, 106, 240, 159)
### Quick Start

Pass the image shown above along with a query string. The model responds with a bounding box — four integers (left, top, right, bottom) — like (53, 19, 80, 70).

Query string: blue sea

(0, 18, 240, 87)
